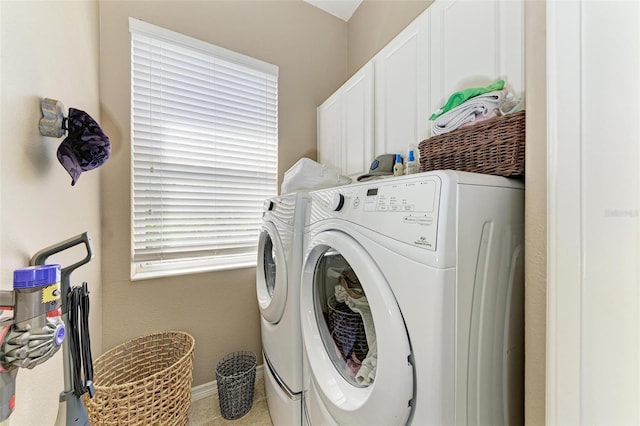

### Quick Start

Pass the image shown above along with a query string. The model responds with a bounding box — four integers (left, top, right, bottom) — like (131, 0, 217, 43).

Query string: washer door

(256, 221, 287, 323)
(301, 230, 414, 425)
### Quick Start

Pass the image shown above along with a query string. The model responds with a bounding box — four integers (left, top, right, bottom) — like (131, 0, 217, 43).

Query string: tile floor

(189, 376, 274, 426)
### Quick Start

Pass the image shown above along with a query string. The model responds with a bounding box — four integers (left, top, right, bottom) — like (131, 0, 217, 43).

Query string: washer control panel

(311, 175, 442, 251)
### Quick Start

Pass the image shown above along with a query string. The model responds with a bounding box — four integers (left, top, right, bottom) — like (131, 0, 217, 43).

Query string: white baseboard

(192, 364, 264, 402)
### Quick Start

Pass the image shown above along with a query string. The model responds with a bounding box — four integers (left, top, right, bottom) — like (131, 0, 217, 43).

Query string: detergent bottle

(393, 154, 404, 176)
(405, 150, 418, 174)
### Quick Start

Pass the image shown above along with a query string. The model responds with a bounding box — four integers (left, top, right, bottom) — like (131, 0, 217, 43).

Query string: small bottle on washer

(405, 150, 418, 175)
(393, 154, 404, 176)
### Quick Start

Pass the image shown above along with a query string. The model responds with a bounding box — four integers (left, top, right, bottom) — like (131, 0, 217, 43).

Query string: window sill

(131, 257, 256, 281)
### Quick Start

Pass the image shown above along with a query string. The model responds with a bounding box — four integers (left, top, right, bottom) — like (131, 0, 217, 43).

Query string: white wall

(0, 1, 102, 425)
(547, 1, 640, 424)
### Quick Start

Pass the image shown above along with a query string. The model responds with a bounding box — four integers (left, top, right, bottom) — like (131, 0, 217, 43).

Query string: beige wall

(0, 1, 103, 424)
(99, 0, 347, 386)
(347, 0, 431, 76)
(524, 1, 546, 424)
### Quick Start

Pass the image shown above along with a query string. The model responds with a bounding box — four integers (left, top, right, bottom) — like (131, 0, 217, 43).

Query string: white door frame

(546, 2, 582, 423)
(546, 1, 640, 424)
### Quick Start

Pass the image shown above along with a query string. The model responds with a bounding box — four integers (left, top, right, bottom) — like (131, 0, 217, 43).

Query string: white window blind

(129, 18, 278, 280)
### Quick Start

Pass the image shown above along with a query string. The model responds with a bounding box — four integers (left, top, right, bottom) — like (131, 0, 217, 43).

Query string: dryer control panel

(310, 174, 443, 251)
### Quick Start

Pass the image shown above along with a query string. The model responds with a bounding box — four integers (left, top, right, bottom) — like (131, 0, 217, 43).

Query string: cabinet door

(317, 91, 342, 172)
(318, 63, 374, 178)
(374, 10, 430, 159)
(342, 62, 374, 178)
(429, 0, 524, 124)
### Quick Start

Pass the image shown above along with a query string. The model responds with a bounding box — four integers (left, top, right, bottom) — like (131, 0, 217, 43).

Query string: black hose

(67, 282, 94, 398)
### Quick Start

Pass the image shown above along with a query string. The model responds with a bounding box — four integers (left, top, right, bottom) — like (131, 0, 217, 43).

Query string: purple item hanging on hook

(57, 108, 111, 186)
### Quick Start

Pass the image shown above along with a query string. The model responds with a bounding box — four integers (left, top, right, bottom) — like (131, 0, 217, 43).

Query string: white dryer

(257, 192, 309, 425)
(300, 171, 524, 425)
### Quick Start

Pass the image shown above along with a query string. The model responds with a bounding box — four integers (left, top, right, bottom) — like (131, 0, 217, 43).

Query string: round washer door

(256, 221, 288, 323)
(301, 230, 414, 425)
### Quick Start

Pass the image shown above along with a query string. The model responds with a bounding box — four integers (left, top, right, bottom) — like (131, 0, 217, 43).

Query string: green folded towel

(429, 79, 505, 120)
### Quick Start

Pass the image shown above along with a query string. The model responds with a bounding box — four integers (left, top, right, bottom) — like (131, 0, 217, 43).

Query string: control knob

(329, 193, 346, 211)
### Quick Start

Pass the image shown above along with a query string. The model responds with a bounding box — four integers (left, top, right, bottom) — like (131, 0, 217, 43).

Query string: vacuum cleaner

(0, 232, 95, 425)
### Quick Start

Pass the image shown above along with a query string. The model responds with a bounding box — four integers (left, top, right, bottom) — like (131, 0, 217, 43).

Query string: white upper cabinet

(317, 62, 374, 179)
(428, 0, 524, 121)
(317, 91, 342, 172)
(342, 63, 374, 177)
(317, 0, 524, 173)
(374, 9, 430, 159)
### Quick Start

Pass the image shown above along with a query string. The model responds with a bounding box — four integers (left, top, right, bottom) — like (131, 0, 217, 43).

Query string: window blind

(130, 18, 278, 279)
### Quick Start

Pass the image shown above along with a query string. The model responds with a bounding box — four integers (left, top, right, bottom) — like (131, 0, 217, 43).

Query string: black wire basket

(215, 351, 257, 420)
(327, 296, 369, 361)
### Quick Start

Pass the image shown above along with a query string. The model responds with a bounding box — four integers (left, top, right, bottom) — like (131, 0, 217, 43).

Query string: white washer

(257, 192, 309, 425)
(300, 171, 524, 425)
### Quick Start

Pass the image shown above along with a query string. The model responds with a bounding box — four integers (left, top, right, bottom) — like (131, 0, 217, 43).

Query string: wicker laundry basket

(84, 331, 195, 426)
(419, 110, 525, 177)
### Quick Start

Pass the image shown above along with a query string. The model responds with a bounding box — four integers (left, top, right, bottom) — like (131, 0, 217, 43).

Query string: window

(129, 18, 278, 280)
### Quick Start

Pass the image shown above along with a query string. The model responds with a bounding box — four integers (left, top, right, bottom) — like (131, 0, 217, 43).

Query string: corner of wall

(524, 0, 547, 424)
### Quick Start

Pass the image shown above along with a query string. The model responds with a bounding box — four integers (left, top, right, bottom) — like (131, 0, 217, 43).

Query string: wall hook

(39, 98, 66, 138)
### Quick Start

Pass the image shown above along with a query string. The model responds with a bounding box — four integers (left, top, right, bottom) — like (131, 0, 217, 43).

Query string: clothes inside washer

(338, 270, 364, 299)
(334, 283, 378, 385)
(328, 299, 369, 363)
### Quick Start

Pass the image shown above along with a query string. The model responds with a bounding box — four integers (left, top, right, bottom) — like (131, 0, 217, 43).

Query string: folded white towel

(334, 285, 377, 385)
(431, 90, 506, 136)
(281, 157, 351, 194)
